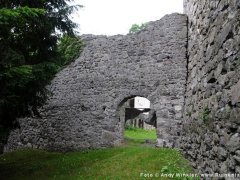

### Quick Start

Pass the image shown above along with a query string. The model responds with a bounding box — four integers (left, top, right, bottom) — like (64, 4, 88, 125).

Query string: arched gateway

(4, 13, 187, 152)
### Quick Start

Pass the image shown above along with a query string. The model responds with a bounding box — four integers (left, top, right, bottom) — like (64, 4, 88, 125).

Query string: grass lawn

(0, 128, 196, 180)
(124, 127, 157, 140)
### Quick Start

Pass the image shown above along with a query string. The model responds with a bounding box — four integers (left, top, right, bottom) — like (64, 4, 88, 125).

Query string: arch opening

(116, 96, 157, 144)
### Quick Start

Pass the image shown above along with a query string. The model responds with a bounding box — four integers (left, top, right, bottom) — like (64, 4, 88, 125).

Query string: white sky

(72, 0, 183, 35)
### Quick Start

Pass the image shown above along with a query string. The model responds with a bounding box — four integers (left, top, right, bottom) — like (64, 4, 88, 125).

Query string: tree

(0, 0, 82, 126)
(57, 35, 84, 66)
(129, 23, 147, 34)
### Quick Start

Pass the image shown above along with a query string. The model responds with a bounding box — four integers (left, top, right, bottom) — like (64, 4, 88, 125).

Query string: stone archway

(4, 13, 187, 152)
(116, 96, 157, 142)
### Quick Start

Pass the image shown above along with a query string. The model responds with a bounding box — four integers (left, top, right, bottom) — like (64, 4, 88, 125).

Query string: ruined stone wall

(4, 14, 187, 152)
(181, 0, 240, 174)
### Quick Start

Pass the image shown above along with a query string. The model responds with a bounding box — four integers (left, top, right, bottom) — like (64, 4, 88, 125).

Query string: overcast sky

(72, 0, 183, 35)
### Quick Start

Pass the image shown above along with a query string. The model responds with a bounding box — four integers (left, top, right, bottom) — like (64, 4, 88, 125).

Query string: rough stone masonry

(4, 13, 188, 152)
(181, 0, 240, 175)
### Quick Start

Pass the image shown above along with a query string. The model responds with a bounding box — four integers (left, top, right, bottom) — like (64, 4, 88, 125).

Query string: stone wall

(181, 0, 240, 174)
(4, 13, 187, 152)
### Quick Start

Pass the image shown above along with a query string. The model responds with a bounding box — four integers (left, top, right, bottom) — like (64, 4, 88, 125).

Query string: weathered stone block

(231, 80, 240, 105)
(226, 133, 240, 152)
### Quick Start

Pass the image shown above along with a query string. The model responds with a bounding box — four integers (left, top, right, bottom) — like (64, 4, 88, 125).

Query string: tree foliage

(129, 23, 147, 34)
(57, 35, 84, 66)
(0, 0, 83, 126)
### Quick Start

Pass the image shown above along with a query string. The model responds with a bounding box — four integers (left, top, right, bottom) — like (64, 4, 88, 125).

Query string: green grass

(0, 129, 197, 180)
(124, 127, 157, 140)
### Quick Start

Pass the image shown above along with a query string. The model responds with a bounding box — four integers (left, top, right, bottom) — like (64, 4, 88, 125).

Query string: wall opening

(116, 96, 157, 144)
